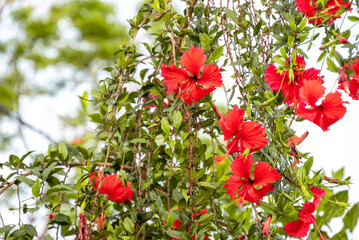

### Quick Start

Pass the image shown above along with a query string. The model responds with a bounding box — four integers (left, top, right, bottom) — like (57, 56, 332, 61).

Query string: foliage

(1, 0, 359, 239)
(0, 0, 128, 150)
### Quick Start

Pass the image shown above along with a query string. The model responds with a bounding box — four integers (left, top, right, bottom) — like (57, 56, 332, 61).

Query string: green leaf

(225, 8, 240, 25)
(275, 118, 285, 132)
(287, 35, 294, 48)
(58, 143, 68, 159)
(208, 46, 223, 63)
(197, 181, 217, 189)
(253, 20, 262, 36)
(259, 202, 277, 215)
(280, 47, 287, 59)
(16, 175, 34, 187)
(129, 138, 148, 144)
(198, 213, 212, 224)
(53, 214, 71, 225)
(20, 151, 35, 161)
(327, 58, 339, 72)
(166, 230, 184, 239)
(344, 203, 359, 232)
(24, 224, 37, 237)
(47, 185, 72, 195)
(32, 178, 41, 198)
(91, 88, 102, 99)
(304, 157, 313, 173)
(199, 33, 210, 51)
(0, 225, 14, 235)
(298, 18, 308, 32)
(42, 162, 57, 181)
(348, 16, 359, 22)
(161, 117, 171, 134)
(172, 111, 182, 131)
(118, 92, 129, 104)
(123, 218, 134, 234)
(172, 189, 183, 203)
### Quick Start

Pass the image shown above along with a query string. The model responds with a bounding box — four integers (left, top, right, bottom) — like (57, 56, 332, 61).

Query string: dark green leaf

(344, 203, 359, 232)
(225, 8, 240, 25)
(24, 224, 37, 237)
(173, 189, 183, 203)
(166, 230, 184, 239)
(0, 225, 14, 235)
(42, 162, 57, 181)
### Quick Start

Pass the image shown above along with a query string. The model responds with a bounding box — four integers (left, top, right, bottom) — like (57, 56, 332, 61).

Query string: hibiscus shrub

(1, 0, 359, 239)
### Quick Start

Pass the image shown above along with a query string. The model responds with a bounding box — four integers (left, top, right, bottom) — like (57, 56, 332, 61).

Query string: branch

(0, 162, 132, 195)
(0, 106, 57, 144)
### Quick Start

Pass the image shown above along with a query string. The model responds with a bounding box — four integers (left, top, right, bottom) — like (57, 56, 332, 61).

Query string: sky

(0, 0, 358, 238)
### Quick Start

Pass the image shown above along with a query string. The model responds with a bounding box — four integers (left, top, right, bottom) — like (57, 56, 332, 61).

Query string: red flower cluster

(90, 173, 135, 203)
(338, 58, 359, 100)
(264, 55, 323, 106)
(161, 46, 222, 106)
(224, 154, 281, 207)
(170, 208, 209, 240)
(265, 55, 347, 131)
(48, 213, 54, 219)
(295, 0, 351, 25)
(218, 105, 268, 154)
(284, 187, 327, 239)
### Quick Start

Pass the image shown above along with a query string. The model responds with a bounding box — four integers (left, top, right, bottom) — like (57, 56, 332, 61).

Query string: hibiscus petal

(248, 184, 275, 203)
(223, 176, 246, 201)
(196, 64, 222, 88)
(321, 91, 347, 120)
(310, 187, 326, 208)
(264, 64, 289, 91)
(161, 64, 190, 91)
(238, 121, 268, 152)
(180, 46, 206, 77)
(299, 79, 325, 107)
(253, 162, 282, 187)
(230, 154, 253, 179)
(227, 136, 240, 154)
(178, 82, 215, 106)
(284, 219, 311, 238)
(218, 105, 245, 140)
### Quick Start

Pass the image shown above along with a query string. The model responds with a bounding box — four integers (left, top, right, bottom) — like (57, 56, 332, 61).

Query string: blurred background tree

(0, 0, 129, 151)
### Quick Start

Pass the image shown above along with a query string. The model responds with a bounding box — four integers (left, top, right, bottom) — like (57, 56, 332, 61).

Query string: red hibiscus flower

(223, 154, 281, 207)
(284, 187, 326, 239)
(170, 208, 209, 240)
(218, 105, 268, 154)
(89, 173, 135, 203)
(295, 0, 351, 25)
(161, 46, 222, 106)
(264, 55, 323, 106)
(296, 79, 347, 131)
(338, 59, 359, 100)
